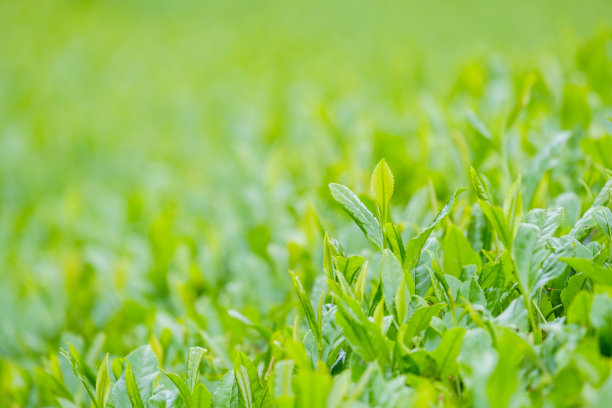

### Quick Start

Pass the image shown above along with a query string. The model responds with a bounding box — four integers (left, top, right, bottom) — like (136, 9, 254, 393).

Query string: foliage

(3, 1, 612, 407)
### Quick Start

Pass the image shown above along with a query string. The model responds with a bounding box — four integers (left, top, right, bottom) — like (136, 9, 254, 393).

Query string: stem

(448, 287, 457, 324)
(511, 258, 538, 331)
(523, 290, 538, 331)
(544, 304, 563, 321)
(532, 299, 547, 324)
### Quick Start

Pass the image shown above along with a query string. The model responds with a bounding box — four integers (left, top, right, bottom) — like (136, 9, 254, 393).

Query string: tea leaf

(330, 183, 384, 249)
(371, 158, 394, 223)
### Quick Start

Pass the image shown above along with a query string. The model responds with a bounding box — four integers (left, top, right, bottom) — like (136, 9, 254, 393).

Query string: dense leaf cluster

(36, 159, 612, 407)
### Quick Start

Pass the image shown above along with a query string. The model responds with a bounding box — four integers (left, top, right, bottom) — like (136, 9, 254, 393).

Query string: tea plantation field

(2, 0, 612, 407)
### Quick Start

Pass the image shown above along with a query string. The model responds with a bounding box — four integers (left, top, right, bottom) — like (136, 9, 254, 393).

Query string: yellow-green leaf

(371, 158, 394, 222)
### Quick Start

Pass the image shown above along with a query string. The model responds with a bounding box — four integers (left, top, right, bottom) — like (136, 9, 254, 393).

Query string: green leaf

(465, 277, 486, 306)
(380, 249, 405, 320)
(332, 292, 390, 366)
(503, 176, 522, 236)
(513, 223, 549, 297)
(323, 232, 344, 280)
(193, 383, 213, 408)
(570, 206, 604, 241)
(569, 180, 612, 242)
(561, 273, 588, 310)
(385, 222, 406, 262)
(590, 295, 612, 357)
(443, 224, 481, 277)
(567, 290, 592, 326)
(211, 371, 239, 408)
(111, 345, 160, 408)
(111, 358, 124, 381)
(478, 257, 506, 290)
(371, 158, 394, 223)
(164, 369, 194, 408)
(234, 352, 271, 408)
(235, 364, 254, 408)
(125, 360, 145, 408)
(294, 363, 331, 408)
(404, 188, 466, 272)
(188, 347, 207, 392)
(591, 372, 612, 408)
(479, 200, 513, 250)
(354, 261, 369, 302)
(289, 271, 322, 347)
(469, 168, 516, 248)
(96, 354, 110, 408)
(282, 337, 311, 371)
(395, 276, 409, 325)
(524, 207, 563, 238)
(399, 303, 445, 348)
(34, 367, 74, 402)
(344, 364, 377, 404)
(60, 346, 97, 407)
(593, 206, 612, 238)
(495, 297, 529, 332)
(272, 360, 294, 402)
(561, 258, 612, 286)
(523, 209, 567, 295)
(487, 330, 531, 408)
(329, 183, 384, 249)
(470, 167, 490, 202)
(333, 255, 365, 284)
(594, 178, 612, 207)
(431, 327, 465, 379)
(326, 371, 351, 408)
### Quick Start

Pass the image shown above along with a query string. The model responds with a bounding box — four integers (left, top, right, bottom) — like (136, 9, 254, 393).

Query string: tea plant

(31, 157, 612, 407)
(2, 1, 612, 407)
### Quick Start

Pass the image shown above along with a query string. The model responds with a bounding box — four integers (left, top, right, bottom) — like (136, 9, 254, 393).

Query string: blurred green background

(1, 0, 612, 401)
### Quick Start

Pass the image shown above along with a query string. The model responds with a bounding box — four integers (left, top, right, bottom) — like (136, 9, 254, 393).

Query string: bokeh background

(2, 0, 612, 402)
